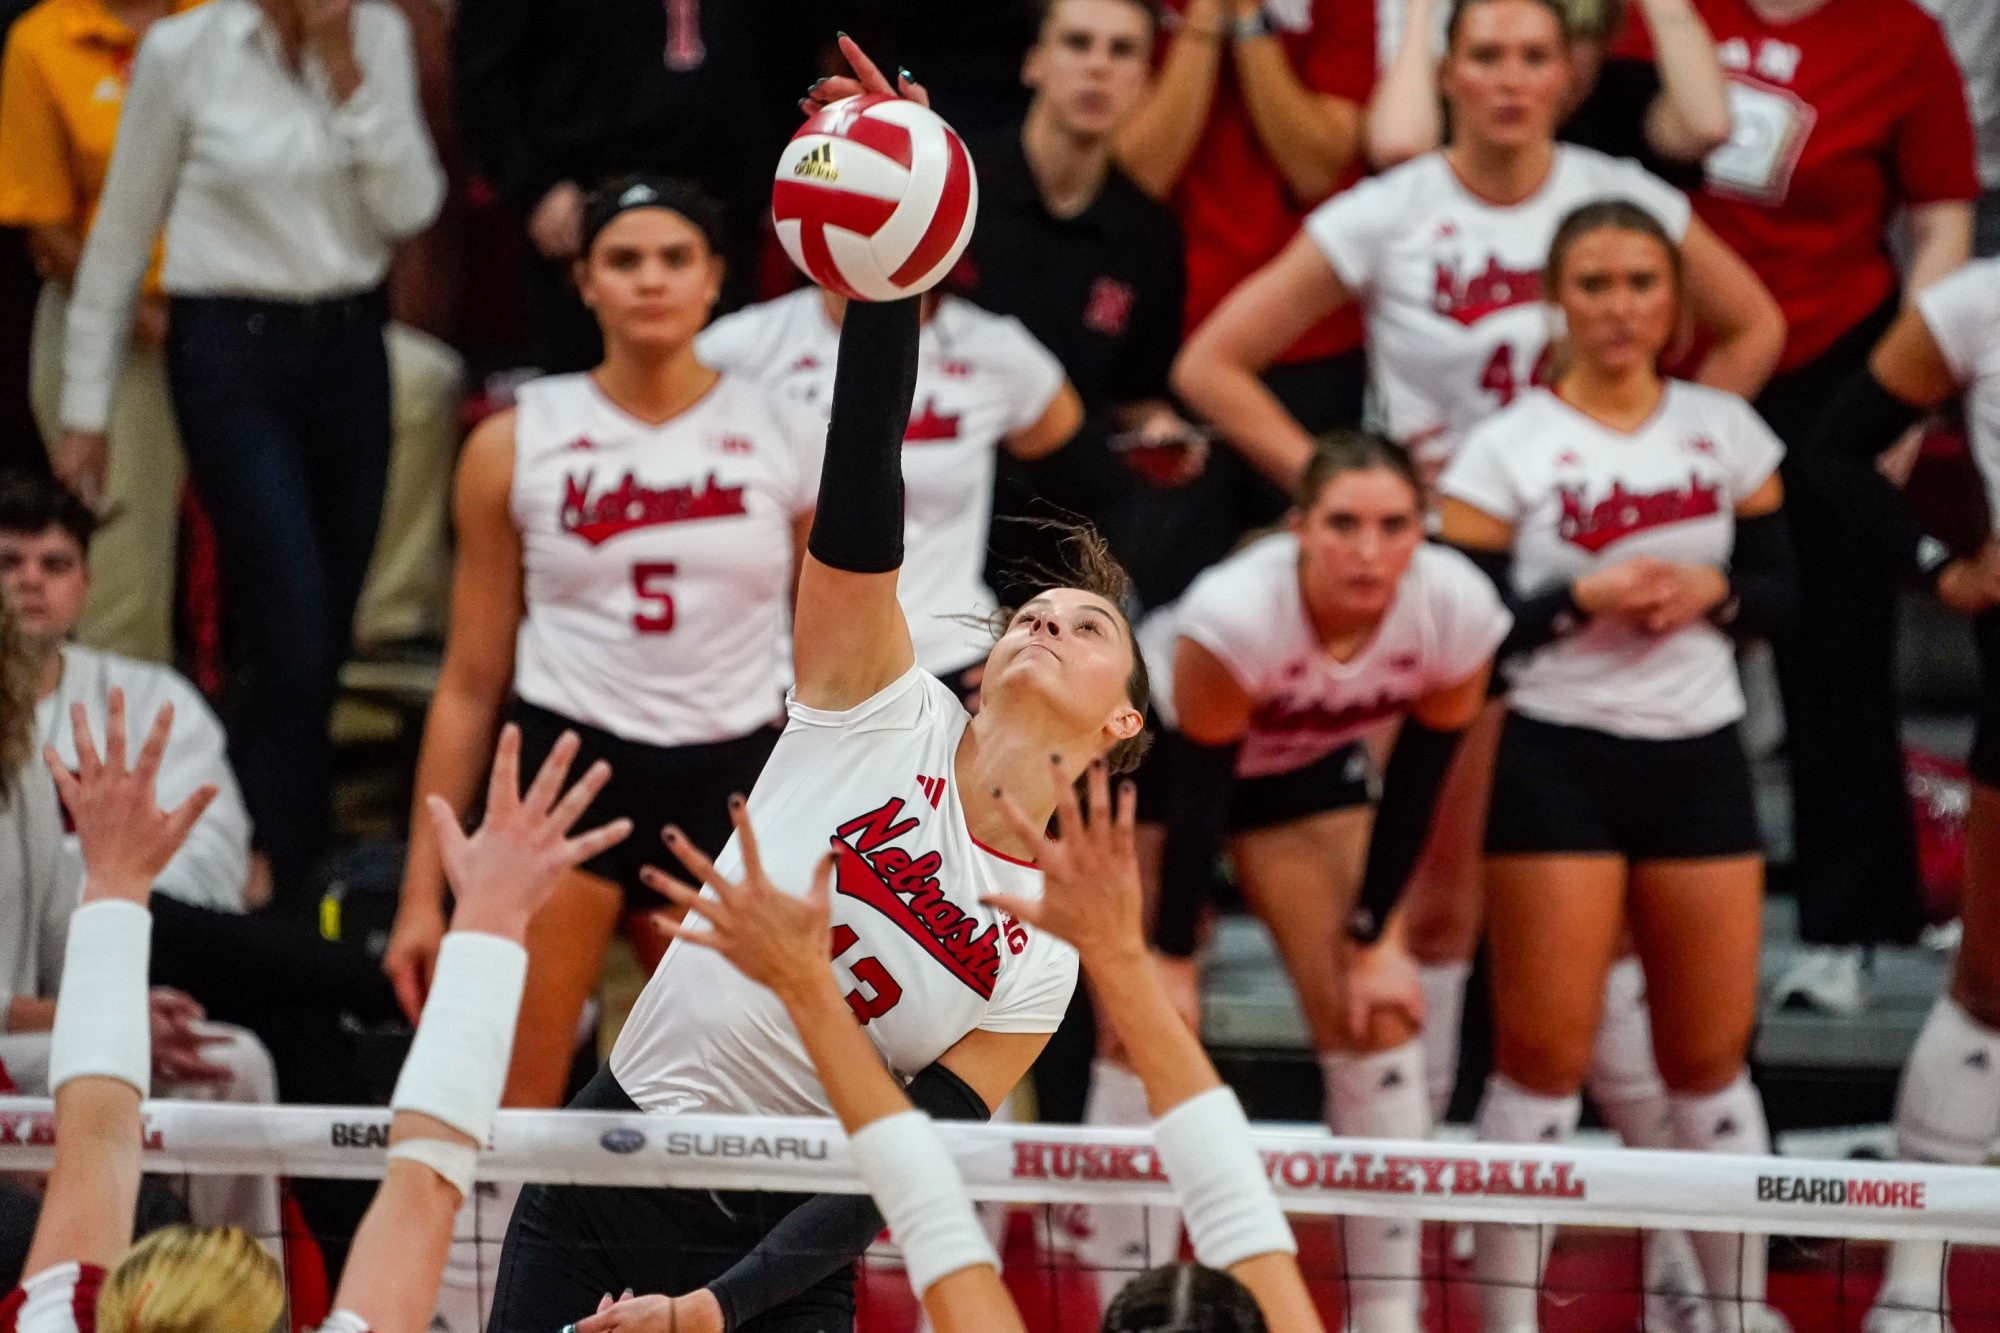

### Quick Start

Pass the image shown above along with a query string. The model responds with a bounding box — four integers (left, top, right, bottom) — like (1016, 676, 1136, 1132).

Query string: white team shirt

(1916, 258, 2000, 530)
(1440, 382, 1784, 739)
(1140, 535, 1511, 778)
(698, 289, 1068, 675)
(35, 646, 252, 912)
(611, 667, 1079, 1116)
(4, 1263, 102, 1333)
(1304, 147, 1692, 470)
(510, 372, 824, 747)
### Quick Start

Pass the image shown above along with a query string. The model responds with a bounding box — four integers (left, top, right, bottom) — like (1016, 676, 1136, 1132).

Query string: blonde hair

(98, 1226, 286, 1333)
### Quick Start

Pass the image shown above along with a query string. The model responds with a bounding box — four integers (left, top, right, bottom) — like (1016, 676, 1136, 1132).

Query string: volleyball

(772, 93, 979, 302)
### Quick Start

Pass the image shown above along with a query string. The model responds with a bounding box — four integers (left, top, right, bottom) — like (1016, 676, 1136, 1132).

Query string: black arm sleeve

(705, 1062, 990, 1329)
(1708, 508, 1799, 639)
(805, 298, 922, 574)
(1152, 736, 1240, 959)
(1788, 369, 1953, 587)
(1347, 720, 1467, 944)
(1448, 544, 1584, 661)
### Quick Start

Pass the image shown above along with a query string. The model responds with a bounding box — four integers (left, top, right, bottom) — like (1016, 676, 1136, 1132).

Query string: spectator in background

(59, 0, 444, 906)
(1919, 0, 2000, 254)
(1112, 0, 1376, 602)
(1613, 0, 1980, 1012)
(453, 0, 766, 373)
(1367, 0, 1733, 181)
(0, 474, 251, 914)
(0, 0, 195, 665)
(959, 0, 1203, 613)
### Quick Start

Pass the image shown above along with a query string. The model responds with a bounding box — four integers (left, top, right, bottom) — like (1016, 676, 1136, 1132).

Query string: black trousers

(490, 1071, 856, 1333)
(1764, 296, 1922, 946)
(166, 291, 393, 902)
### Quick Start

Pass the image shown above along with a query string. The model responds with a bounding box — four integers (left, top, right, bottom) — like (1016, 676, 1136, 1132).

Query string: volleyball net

(1, 1096, 1993, 1330)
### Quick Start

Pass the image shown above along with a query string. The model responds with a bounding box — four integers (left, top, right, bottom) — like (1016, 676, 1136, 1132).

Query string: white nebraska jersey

(1440, 382, 1783, 739)
(1140, 535, 1510, 778)
(1917, 258, 2000, 529)
(510, 372, 823, 747)
(1304, 147, 1692, 470)
(698, 288, 1067, 674)
(611, 667, 1078, 1116)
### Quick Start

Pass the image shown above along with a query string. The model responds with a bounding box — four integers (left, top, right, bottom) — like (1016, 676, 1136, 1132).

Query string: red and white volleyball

(772, 93, 979, 302)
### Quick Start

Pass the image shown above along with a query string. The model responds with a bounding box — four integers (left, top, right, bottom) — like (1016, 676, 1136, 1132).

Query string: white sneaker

(1864, 1292, 1954, 1333)
(1770, 945, 1870, 1015)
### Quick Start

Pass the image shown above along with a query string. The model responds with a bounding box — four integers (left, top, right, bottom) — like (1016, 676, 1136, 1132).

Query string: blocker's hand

(802, 33, 930, 113)
(47, 690, 217, 905)
(983, 756, 1146, 966)
(644, 799, 838, 1006)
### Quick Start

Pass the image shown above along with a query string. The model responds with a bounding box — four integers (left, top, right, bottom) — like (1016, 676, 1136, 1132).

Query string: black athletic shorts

(1973, 609, 2000, 788)
(1134, 728, 1373, 833)
(508, 699, 781, 911)
(489, 1070, 855, 1333)
(1484, 712, 1761, 860)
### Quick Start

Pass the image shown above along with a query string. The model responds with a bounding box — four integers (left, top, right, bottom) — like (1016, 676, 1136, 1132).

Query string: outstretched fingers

(1113, 778, 1139, 861)
(102, 687, 128, 774)
(562, 815, 633, 866)
(521, 729, 581, 815)
(486, 723, 523, 818)
(1047, 752, 1085, 846)
(423, 793, 472, 867)
(991, 786, 1054, 862)
(132, 701, 174, 790)
(69, 701, 101, 782)
(662, 824, 737, 901)
(546, 758, 613, 837)
(727, 796, 766, 885)
(161, 783, 220, 847)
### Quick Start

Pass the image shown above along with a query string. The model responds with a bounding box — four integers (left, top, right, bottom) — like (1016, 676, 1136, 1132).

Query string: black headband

(579, 175, 726, 257)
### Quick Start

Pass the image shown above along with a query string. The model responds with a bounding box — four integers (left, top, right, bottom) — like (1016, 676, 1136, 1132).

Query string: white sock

(1473, 1075, 1580, 1333)
(1669, 1073, 1771, 1330)
(1880, 997, 2000, 1308)
(1583, 958, 1705, 1309)
(1322, 1044, 1428, 1329)
(1417, 960, 1472, 1122)
(1081, 1059, 1182, 1311)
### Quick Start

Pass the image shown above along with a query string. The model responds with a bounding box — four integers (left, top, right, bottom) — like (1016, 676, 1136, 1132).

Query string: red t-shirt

(1617, 0, 1976, 371)
(1163, 0, 1375, 363)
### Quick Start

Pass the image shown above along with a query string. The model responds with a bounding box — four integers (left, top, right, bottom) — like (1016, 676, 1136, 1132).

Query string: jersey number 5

(631, 562, 677, 634)
(830, 924, 904, 1024)
(1480, 342, 1555, 407)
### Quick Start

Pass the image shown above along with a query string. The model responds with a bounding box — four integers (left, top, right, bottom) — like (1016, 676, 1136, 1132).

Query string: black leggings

(1766, 295, 1922, 946)
(488, 1070, 857, 1333)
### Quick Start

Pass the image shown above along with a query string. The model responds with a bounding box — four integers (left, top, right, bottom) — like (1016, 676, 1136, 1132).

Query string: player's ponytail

(1101, 1262, 1267, 1332)
(97, 1225, 285, 1333)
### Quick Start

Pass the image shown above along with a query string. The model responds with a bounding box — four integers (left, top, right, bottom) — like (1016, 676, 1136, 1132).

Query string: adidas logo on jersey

(793, 142, 840, 182)
(560, 469, 749, 546)
(915, 775, 946, 808)
(1555, 475, 1723, 553)
(1432, 256, 1543, 326)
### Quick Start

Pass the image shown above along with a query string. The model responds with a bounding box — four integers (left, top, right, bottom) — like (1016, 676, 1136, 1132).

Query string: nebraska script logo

(831, 797, 1008, 998)
(561, 469, 747, 546)
(1557, 475, 1722, 553)
(1433, 256, 1542, 326)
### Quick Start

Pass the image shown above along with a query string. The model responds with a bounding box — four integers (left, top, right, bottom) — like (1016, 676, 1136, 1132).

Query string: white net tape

(0, 1096, 1991, 1244)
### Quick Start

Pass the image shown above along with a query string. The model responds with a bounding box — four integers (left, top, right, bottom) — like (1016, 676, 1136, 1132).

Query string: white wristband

(387, 1138, 478, 1199)
(389, 931, 528, 1143)
(49, 900, 152, 1097)
(1153, 1087, 1296, 1270)
(846, 1110, 997, 1297)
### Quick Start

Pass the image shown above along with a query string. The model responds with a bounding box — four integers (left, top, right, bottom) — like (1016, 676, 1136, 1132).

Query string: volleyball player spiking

(1438, 200, 1797, 1333)
(2, 690, 625, 1333)
(483, 40, 1158, 1333)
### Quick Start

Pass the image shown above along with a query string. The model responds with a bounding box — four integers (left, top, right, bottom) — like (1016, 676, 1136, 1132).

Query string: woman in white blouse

(57, 0, 443, 898)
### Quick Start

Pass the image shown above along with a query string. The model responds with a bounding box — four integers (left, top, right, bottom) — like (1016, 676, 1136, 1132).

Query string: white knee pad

(1587, 957, 1672, 1149)
(1895, 996, 2000, 1165)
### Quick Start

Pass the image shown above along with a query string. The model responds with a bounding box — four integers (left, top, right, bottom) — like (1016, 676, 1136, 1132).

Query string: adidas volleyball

(772, 93, 979, 302)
